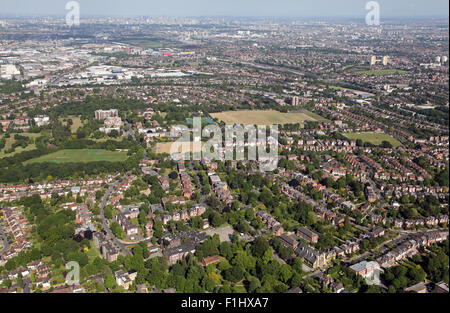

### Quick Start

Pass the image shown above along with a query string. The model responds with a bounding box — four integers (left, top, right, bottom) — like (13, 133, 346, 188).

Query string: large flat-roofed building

(164, 243, 197, 265)
(162, 230, 206, 248)
(95, 109, 118, 120)
(349, 261, 379, 278)
(0, 64, 20, 79)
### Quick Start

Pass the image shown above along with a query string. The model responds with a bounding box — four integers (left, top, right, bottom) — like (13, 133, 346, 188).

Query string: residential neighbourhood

(0, 2, 448, 298)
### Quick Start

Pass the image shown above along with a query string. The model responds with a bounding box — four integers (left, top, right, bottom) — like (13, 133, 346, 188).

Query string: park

(24, 149, 129, 164)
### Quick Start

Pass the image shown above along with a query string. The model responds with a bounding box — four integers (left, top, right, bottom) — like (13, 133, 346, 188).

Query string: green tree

(248, 276, 261, 293)
(252, 237, 270, 258)
(224, 265, 244, 283)
(104, 274, 116, 289)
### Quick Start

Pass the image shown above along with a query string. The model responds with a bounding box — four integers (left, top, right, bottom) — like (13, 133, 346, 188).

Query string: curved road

(96, 122, 149, 254)
(0, 221, 10, 254)
(99, 179, 132, 256)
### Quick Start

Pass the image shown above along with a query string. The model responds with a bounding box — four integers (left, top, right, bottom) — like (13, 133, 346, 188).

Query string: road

(0, 220, 10, 254)
(273, 252, 286, 265)
(344, 233, 405, 264)
(220, 58, 306, 77)
(302, 270, 322, 280)
(391, 227, 449, 235)
(343, 228, 448, 265)
(96, 122, 145, 255)
(98, 179, 132, 256)
(23, 277, 32, 293)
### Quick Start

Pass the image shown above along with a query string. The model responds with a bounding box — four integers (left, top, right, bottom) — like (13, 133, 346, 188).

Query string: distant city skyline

(0, 0, 449, 18)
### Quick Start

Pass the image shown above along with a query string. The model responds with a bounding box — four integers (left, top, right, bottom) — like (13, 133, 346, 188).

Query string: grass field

(156, 142, 203, 155)
(60, 117, 83, 133)
(343, 132, 401, 148)
(119, 38, 179, 50)
(210, 110, 320, 125)
(353, 69, 408, 76)
(24, 149, 128, 164)
(86, 241, 101, 260)
(91, 137, 122, 142)
(302, 111, 329, 122)
(0, 133, 41, 157)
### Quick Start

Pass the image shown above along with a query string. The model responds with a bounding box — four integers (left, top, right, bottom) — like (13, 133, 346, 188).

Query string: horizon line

(0, 14, 449, 19)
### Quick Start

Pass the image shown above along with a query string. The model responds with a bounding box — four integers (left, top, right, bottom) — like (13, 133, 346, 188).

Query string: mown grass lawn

(155, 141, 203, 155)
(343, 132, 401, 148)
(353, 69, 408, 76)
(210, 110, 319, 125)
(24, 149, 128, 164)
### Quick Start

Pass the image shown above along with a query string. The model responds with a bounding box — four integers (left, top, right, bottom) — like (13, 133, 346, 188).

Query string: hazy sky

(0, 0, 448, 18)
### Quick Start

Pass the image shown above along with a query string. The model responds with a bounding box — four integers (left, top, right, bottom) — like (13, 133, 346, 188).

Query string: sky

(0, 0, 448, 18)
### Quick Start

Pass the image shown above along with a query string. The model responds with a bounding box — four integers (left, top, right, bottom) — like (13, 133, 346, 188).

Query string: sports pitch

(343, 132, 401, 148)
(210, 110, 322, 125)
(353, 69, 408, 76)
(24, 149, 128, 164)
(156, 142, 203, 155)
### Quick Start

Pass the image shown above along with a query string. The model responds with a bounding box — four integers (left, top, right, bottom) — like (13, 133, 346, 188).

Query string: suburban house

(297, 226, 320, 243)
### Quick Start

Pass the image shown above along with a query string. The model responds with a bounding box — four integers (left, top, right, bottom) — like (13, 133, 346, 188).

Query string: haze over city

(0, 0, 449, 17)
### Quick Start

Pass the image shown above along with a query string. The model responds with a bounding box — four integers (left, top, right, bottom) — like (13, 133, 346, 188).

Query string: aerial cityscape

(0, 0, 448, 299)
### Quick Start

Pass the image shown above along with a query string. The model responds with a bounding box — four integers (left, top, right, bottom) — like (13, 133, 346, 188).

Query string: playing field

(156, 142, 203, 155)
(302, 111, 329, 122)
(24, 149, 128, 164)
(343, 132, 401, 148)
(353, 69, 408, 76)
(210, 110, 320, 125)
(119, 38, 178, 50)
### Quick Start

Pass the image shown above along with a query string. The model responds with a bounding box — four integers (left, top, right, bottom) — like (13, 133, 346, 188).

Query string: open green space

(302, 111, 330, 122)
(343, 132, 402, 148)
(210, 110, 321, 125)
(119, 38, 180, 50)
(352, 69, 408, 76)
(24, 149, 128, 164)
(0, 133, 41, 157)
(59, 116, 84, 133)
